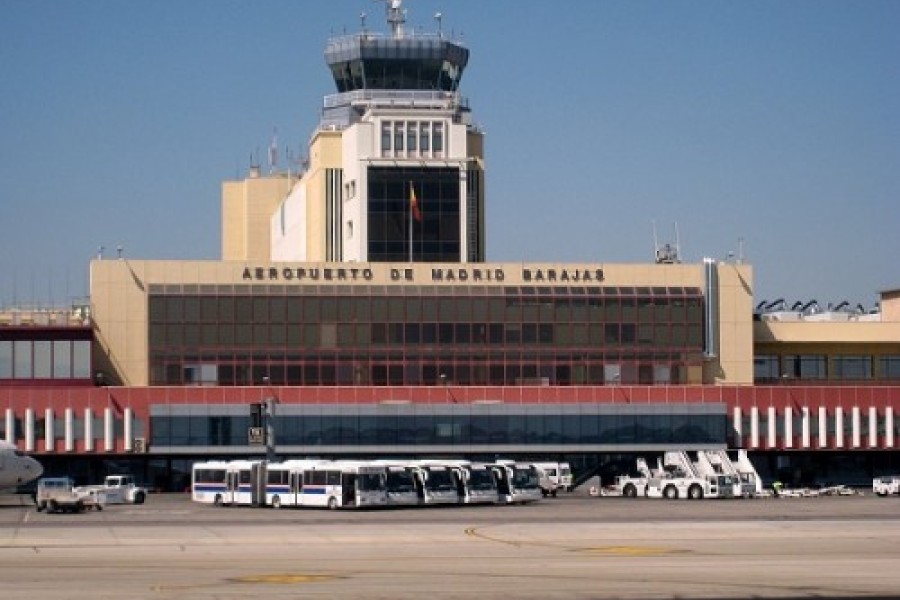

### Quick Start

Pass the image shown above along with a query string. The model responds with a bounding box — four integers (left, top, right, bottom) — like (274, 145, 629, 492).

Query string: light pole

(262, 377, 279, 463)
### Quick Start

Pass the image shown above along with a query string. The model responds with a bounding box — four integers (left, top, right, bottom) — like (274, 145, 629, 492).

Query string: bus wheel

(327, 497, 338, 510)
(213, 494, 223, 507)
(272, 495, 281, 509)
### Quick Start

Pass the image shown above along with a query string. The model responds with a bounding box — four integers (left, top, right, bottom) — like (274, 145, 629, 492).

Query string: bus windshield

(468, 469, 496, 491)
(386, 471, 415, 493)
(357, 472, 386, 492)
(427, 469, 456, 491)
(512, 467, 539, 489)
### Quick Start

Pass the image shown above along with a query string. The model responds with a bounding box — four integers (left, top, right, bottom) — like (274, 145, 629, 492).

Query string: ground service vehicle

(76, 474, 148, 505)
(615, 457, 652, 497)
(873, 475, 900, 496)
(34, 477, 104, 513)
(533, 462, 573, 497)
(644, 451, 737, 500)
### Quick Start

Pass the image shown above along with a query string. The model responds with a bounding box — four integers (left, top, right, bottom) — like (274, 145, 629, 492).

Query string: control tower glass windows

(407, 122, 417, 156)
(394, 122, 404, 153)
(381, 122, 391, 153)
(419, 123, 430, 153)
(433, 122, 444, 154)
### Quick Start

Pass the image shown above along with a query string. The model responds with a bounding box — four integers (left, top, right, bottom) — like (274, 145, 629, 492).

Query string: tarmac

(1, 492, 899, 599)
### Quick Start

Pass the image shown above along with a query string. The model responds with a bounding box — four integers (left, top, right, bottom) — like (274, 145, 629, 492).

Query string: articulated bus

(264, 459, 325, 508)
(299, 460, 389, 509)
(192, 460, 265, 506)
(193, 459, 389, 510)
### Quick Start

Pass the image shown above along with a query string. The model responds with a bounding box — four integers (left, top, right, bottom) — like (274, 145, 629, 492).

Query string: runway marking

(581, 545, 684, 556)
(231, 573, 340, 584)
(465, 526, 686, 556)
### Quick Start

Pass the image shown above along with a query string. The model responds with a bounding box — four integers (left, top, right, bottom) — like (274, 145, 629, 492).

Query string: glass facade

(150, 404, 726, 449)
(147, 284, 705, 386)
(367, 166, 460, 262)
(0, 335, 92, 382)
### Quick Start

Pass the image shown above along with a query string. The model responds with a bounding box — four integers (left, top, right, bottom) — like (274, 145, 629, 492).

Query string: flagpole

(408, 181, 413, 263)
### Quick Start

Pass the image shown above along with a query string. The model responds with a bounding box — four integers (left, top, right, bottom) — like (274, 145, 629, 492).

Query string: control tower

(267, 1, 485, 264)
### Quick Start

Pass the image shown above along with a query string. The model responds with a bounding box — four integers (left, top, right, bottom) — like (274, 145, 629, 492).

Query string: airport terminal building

(2, 3, 899, 490)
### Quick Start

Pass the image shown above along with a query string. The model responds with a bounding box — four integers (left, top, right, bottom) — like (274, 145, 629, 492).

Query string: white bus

(192, 460, 265, 506)
(372, 460, 420, 506)
(455, 461, 500, 504)
(264, 459, 325, 508)
(491, 461, 543, 504)
(293, 460, 388, 510)
(411, 460, 463, 505)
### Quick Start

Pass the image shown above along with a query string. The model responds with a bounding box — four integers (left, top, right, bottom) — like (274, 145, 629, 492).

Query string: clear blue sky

(2, 1, 898, 310)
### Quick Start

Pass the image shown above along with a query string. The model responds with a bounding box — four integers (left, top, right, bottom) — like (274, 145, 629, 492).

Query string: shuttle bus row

(192, 459, 544, 509)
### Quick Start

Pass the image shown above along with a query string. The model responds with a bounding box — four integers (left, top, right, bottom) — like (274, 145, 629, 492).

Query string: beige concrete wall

(303, 131, 343, 261)
(881, 290, 900, 322)
(91, 259, 738, 386)
(221, 174, 295, 261)
(755, 320, 900, 344)
(713, 262, 754, 385)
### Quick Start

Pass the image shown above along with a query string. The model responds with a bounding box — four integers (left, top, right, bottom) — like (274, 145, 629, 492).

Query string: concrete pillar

(801, 406, 810, 448)
(25, 408, 35, 452)
(44, 408, 54, 452)
(64, 407, 74, 452)
(750, 406, 759, 449)
(124, 408, 133, 452)
(104, 407, 114, 452)
(84, 408, 94, 452)
(818, 406, 828, 448)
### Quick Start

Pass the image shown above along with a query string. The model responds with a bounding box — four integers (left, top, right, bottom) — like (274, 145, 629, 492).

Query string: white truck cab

(873, 475, 900, 496)
(77, 474, 148, 505)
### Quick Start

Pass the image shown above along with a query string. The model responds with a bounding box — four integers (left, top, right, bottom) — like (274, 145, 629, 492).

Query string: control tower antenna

(653, 220, 682, 264)
(376, 0, 407, 39)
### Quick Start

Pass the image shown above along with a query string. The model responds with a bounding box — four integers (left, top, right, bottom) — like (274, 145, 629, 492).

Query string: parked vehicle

(34, 477, 104, 513)
(532, 462, 573, 497)
(76, 474, 148, 505)
(873, 475, 900, 496)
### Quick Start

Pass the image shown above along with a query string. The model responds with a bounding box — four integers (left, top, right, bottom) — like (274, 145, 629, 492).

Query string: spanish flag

(410, 182, 422, 222)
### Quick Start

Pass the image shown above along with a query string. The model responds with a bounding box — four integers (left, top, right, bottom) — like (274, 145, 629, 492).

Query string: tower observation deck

(321, 0, 471, 128)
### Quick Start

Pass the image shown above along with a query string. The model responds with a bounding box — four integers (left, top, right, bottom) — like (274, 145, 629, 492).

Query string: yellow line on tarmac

(464, 526, 685, 556)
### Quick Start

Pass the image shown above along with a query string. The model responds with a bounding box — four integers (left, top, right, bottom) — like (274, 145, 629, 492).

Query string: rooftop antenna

(268, 128, 278, 174)
(97, 245, 105, 260)
(376, 0, 406, 39)
(653, 220, 681, 264)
